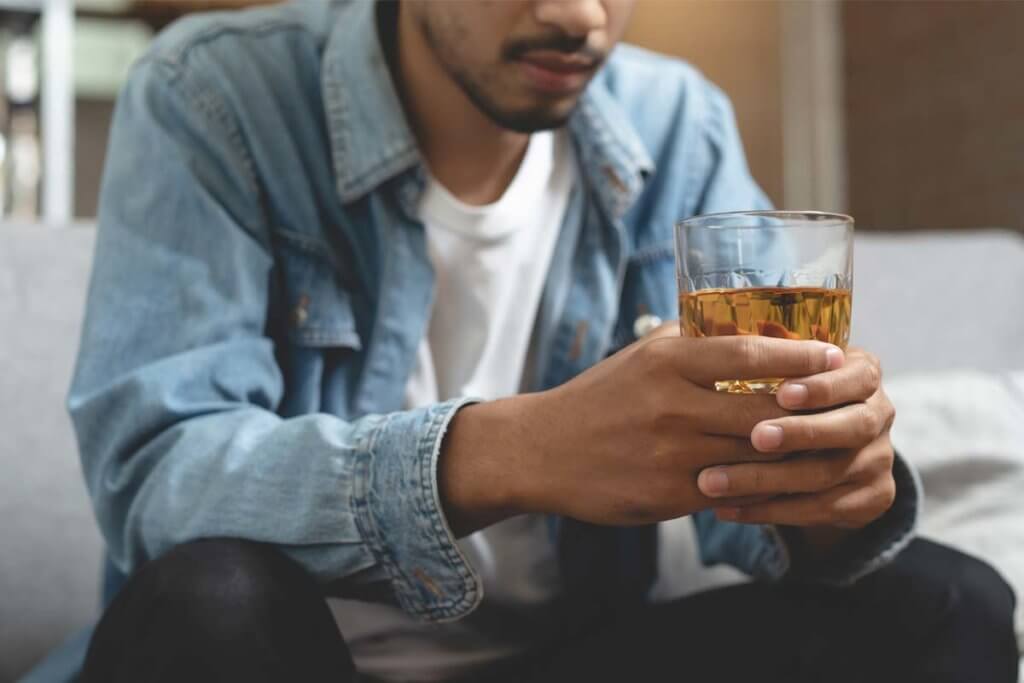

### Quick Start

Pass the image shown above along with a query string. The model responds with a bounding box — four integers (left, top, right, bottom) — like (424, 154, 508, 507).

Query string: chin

(487, 100, 578, 133)
(496, 113, 571, 133)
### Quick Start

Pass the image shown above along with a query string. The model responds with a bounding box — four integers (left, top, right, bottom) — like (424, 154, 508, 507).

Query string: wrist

(439, 392, 550, 536)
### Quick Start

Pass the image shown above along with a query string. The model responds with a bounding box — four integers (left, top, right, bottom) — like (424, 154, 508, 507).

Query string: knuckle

(805, 343, 825, 373)
(883, 400, 897, 430)
(868, 450, 894, 478)
(876, 477, 897, 512)
(638, 338, 668, 368)
(857, 404, 881, 438)
(798, 419, 817, 446)
(878, 443, 896, 470)
(651, 408, 682, 438)
(738, 336, 768, 370)
(751, 466, 767, 493)
(816, 463, 836, 491)
(821, 374, 840, 404)
(864, 361, 882, 394)
(831, 495, 854, 520)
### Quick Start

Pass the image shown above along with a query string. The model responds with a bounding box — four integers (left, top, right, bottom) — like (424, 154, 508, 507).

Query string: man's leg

(81, 538, 356, 683)
(531, 539, 1018, 683)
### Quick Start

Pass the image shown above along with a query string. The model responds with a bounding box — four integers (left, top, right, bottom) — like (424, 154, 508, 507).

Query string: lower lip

(518, 61, 590, 95)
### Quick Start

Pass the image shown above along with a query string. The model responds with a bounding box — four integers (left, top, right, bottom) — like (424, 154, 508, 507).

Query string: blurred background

(0, 0, 1022, 229)
(2, 1, 1023, 681)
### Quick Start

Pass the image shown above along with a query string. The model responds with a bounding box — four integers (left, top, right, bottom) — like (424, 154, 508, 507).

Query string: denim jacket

(68, 0, 919, 634)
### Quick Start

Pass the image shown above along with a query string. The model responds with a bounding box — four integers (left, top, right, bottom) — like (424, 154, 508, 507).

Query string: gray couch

(2, 224, 1022, 681)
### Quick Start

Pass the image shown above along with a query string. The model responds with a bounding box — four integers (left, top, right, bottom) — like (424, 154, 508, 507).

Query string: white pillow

(886, 371, 1024, 653)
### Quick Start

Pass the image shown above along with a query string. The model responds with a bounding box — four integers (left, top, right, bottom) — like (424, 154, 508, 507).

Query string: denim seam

(351, 412, 414, 610)
(628, 241, 675, 266)
(358, 402, 481, 621)
(137, 20, 315, 70)
(416, 399, 483, 620)
(290, 330, 361, 348)
(683, 79, 720, 217)
(274, 227, 335, 260)
(324, 51, 421, 202)
(139, 60, 268, 251)
(338, 148, 421, 203)
(352, 216, 398, 414)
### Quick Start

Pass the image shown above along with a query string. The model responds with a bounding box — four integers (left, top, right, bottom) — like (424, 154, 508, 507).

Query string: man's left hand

(697, 348, 897, 532)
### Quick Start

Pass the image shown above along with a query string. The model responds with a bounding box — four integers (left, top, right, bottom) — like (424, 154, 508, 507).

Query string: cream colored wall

(624, 0, 784, 205)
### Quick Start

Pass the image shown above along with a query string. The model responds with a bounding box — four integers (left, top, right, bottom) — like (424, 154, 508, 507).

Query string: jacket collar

(320, 0, 654, 216)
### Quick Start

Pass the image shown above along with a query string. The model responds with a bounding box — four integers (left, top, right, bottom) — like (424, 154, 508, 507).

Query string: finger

(776, 349, 882, 410)
(688, 434, 787, 468)
(714, 482, 889, 528)
(691, 391, 792, 438)
(674, 336, 844, 388)
(750, 396, 889, 453)
(708, 493, 778, 507)
(697, 450, 858, 498)
(643, 320, 681, 341)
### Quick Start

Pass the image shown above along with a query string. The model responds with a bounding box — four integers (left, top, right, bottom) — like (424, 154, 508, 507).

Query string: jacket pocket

(274, 230, 363, 351)
(610, 240, 677, 351)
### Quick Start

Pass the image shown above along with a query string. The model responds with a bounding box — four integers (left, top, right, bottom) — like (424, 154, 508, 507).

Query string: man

(66, 0, 1016, 681)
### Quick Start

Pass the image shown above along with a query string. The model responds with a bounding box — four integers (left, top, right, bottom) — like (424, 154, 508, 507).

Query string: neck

(395, 5, 529, 205)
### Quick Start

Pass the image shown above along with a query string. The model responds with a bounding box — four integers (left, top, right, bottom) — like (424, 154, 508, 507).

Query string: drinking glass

(675, 210, 854, 394)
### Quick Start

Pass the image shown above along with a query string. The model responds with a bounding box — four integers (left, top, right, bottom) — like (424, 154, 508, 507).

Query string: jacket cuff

(352, 397, 483, 622)
(773, 451, 921, 585)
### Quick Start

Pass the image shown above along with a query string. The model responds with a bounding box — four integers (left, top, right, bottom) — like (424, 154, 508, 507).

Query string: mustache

(502, 33, 606, 64)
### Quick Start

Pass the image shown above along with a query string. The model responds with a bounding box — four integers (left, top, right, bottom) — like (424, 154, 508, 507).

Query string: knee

(126, 538, 321, 637)
(154, 538, 300, 597)
(941, 547, 1016, 637)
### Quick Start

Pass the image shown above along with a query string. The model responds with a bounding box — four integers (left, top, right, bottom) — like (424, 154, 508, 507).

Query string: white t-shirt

(330, 129, 576, 681)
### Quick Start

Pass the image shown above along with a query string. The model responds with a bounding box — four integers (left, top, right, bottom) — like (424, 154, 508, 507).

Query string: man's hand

(696, 348, 897, 536)
(440, 330, 844, 536)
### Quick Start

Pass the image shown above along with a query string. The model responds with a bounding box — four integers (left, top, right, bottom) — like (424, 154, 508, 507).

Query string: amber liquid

(679, 286, 852, 393)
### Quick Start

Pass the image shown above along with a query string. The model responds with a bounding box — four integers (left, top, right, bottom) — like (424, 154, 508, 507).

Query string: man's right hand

(439, 333, 843, 536)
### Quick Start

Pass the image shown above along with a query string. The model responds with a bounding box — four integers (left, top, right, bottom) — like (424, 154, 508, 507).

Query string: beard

(417, 14, 603, 134)
(448, 65, 578, 134)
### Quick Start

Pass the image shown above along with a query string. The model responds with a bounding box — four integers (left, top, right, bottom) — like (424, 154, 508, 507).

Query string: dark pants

(82, 538, 1018, 683)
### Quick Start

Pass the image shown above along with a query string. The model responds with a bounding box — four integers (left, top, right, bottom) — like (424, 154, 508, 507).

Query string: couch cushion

(0, 224, 103, 681)
(851, 229, 1024, 375)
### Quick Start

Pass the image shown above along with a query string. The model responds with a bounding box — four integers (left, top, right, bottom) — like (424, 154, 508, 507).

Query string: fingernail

(700, 468, 730, 496)
(752, 424, 784, 450)
(778, 383, 808, 407)
(825, 346, 845, 370)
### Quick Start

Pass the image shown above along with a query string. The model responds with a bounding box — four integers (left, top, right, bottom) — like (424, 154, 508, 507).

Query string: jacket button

(633, 313, 662, 339)
(293, 294, 310, 327)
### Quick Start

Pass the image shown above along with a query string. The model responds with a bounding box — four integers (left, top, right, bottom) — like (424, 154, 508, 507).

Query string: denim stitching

(628, 241, 674, 266)
(354, 412, 416, 612)
(416, 400, 482, 619)
(139, 60, 267, 249)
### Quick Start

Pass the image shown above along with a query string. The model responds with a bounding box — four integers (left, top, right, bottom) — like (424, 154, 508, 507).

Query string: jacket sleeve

(685, 80, 920, 584)
(68, 59, 480, 622)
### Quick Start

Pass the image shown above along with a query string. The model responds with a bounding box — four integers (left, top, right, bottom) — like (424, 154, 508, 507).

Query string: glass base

(715, 378, 783, 394)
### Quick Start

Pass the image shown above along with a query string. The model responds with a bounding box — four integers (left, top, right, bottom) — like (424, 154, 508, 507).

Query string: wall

(844, 1, 1024, 231)
(625, 0, 784, 206)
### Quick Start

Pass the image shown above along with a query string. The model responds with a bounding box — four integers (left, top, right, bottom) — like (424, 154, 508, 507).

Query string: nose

(533, 0, 607, 37)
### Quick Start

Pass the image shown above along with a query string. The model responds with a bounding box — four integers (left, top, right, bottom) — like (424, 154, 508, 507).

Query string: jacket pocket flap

(276, 234, 362, 350)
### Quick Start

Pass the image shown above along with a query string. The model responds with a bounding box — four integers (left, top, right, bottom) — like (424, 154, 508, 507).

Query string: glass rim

(677, 210, 854, 231)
